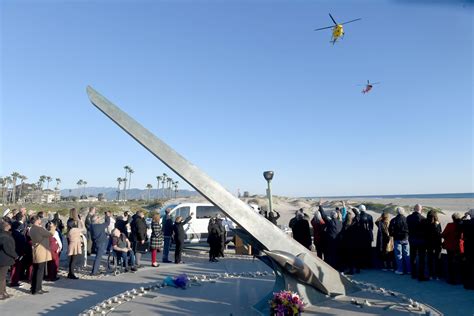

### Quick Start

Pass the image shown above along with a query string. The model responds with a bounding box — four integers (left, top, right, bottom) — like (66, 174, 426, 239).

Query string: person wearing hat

(442, 212, 464, 284)
(2, 209, 12, 225)
(460, 209, 474, 289)
(0, 220, 17, 300)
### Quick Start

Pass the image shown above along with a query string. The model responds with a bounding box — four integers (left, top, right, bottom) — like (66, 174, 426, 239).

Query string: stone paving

(1, 249, 472, 316)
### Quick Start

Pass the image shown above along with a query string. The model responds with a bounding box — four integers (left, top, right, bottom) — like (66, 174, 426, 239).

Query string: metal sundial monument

(86, 86, 379, 313)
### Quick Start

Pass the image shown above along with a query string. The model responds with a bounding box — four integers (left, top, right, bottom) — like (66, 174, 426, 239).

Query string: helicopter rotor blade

(341, 18, 362, 25)
(329, 13, 338, 25)
(372, 82, 381, 85)
(314, 25, 334, 31)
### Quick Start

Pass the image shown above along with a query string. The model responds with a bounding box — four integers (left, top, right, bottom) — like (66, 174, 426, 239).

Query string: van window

(175, 207, 190, 218)
(196, 206, 223, 219)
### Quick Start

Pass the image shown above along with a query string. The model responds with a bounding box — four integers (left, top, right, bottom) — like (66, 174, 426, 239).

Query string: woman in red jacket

(442, 212, 464, 285)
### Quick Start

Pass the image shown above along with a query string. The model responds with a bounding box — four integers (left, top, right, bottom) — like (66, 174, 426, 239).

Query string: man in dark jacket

(267, 210, 281, 226)
(406, 204, 427, 281)
(90, 214, 110, 275)
(292, 213, 312, 250)
(131, 210, 147, 268)
(85, 207, 96, 255)
(207, 218, 220, 262)
(322, 210, 342, 268)
(161, 208, 174, 263)
(172, 214, 193, 264)
(9, 213, 27, 287)
(389, 207, 411, 275)
(0, 220, 18, 300)
(357, 205, 374, 268)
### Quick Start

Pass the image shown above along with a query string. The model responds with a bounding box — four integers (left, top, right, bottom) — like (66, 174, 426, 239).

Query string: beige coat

(29, 225, 53, 263)
(68, 228, 83, 256)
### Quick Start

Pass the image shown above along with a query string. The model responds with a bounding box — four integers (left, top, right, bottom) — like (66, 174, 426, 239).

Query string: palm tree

(174, 181, 179, 198)
(167, 177, 172, 199)
(76, 179, 83, 198)
(156, 176, 162, 198)
(128, 167, 134, 191)
(123, 165, 130, 200)
(45, 176, 52, 190)
(161, 173, 167, 198)
(39, 175, 46, 190)
(10, 172, 20, 203)
(55, 178, 61, 191)
(17, 175, 27, 202)
(116, 177, 123, 200)
(82, 181, 88, 198)
(146, 184, 153, 201)
(121, 178, 127, 201)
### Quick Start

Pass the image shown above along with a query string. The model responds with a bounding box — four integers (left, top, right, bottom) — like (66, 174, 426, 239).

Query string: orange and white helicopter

(314, 13, 361, 45)
(359, 80, 381, 94)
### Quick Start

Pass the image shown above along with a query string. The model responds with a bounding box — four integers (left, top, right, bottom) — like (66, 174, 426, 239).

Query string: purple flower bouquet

(269, 290, 305, 316)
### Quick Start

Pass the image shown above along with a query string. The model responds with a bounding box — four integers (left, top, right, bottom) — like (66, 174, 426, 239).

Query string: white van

(159, 203, 236, 244)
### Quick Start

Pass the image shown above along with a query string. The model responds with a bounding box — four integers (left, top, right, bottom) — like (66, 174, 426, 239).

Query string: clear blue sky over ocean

(1, 0, 473, 197)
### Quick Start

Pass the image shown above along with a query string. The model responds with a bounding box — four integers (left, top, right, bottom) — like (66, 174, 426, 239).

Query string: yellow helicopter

(314, 13, 361, 45)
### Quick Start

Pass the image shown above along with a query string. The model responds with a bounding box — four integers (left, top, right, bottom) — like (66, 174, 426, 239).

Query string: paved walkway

(1, 250, 472, 316)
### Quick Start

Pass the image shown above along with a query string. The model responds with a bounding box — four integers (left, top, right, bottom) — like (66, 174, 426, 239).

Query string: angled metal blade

(329, 13, 337, 25)
(314, 25, 334, 31)
(341, 18, 361, 25)
(86, 86, 358, 296)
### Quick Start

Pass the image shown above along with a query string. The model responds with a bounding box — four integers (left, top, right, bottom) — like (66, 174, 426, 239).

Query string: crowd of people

(0, 203, 473, 302)
(0, 206, 203, 300)
(286, 202, 474, 290)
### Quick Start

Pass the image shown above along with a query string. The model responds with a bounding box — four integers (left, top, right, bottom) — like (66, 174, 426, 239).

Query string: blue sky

(1, 0, 472, 197)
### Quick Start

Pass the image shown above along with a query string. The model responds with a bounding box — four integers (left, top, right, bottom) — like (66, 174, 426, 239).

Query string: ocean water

(309, 193, 474, 200)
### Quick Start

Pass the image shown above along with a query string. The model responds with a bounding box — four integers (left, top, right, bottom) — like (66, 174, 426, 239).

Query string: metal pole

(266, 180, 273, 214)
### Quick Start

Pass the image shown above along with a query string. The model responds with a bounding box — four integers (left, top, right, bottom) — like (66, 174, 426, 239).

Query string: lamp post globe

(263, 171, 274, 182)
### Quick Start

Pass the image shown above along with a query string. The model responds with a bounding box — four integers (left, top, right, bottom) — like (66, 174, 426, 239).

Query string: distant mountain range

(60, 187, 200, 200)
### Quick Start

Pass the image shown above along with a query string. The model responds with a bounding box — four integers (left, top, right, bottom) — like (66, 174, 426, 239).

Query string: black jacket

(267, 211, 280, 225)
(0, 231, 18, 267)
(292, 218, 312, 248)
(407, 212, 426, 245)
(115, 219, 128, 235)
(357, 211, 374, 243)
(425, 222, 442, 250)
(131, 217, 147, 242)
(460, 218, 474, 255)
(162, 215, 174, 237)
(173, 216, 192, 244)
(207, 221, 221, 245)
(11, 225, 27, 256)
(389, 214, 409, 241)
(325, 219, 343, 240)
(91, 217, 111, 245)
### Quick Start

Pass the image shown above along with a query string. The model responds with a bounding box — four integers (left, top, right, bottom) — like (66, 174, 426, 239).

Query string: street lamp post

(263, 171, 274, 214)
